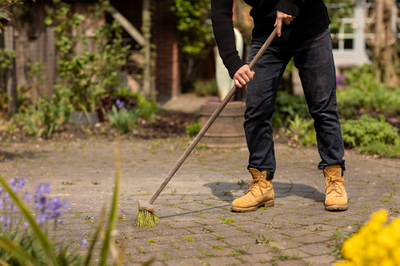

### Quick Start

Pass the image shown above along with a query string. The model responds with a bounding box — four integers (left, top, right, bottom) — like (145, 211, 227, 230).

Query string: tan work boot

(231, 168, 274, 212)
(324, 165, 348, 211)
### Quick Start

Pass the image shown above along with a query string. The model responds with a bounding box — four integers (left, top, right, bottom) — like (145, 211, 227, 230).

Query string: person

(210, 0, 348, 212)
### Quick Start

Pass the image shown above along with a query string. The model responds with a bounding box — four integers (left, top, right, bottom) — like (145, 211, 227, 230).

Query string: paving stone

(165, 258, 204, 266)
(2, 139, 400, 265)
(201, 256, 242, 266)
(291, 234, 330, 244)
(297, 243, 332, 255)
(303, 254, 337, 265)
(222, 236, 256, 246)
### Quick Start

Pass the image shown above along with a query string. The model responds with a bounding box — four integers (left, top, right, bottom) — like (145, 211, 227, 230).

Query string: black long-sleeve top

(211, 0, 331, 77)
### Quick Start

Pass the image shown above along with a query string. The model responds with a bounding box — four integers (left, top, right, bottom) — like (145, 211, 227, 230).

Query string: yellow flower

(338, 209, 400, 266)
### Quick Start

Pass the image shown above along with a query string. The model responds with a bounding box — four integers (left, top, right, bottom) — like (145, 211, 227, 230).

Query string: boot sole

(325, 204, 348, 211)
(231, 200, 274, 212)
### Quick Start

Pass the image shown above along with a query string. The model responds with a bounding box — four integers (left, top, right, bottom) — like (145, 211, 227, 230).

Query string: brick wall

(152, 0, 180, 103)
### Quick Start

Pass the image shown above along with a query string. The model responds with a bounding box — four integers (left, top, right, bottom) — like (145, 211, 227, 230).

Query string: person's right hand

(233, 65, 255, 88)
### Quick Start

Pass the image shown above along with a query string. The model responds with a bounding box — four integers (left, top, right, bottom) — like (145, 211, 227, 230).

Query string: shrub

(186, 119, 200, 137)
(134, 93, 158, 123)
(11, 97, 69, 138)
(272, 92, 310, 128)
(337, 64, 400, 117)
(341, 114, 399, 148)
(282, 114, 317, 147)
(357, 142, 400, 158)
(193, 79, 218, 97)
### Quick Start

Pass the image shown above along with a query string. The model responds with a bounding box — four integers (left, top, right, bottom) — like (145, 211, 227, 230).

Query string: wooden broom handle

(148, 28, 277, 205)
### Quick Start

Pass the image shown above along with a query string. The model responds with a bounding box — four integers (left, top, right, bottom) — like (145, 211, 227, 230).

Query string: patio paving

(1, 137, 399, 265)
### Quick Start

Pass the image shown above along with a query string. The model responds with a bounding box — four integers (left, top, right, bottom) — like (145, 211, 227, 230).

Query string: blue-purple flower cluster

(0, 178, 68, 229)
(116, 99, 125, 109)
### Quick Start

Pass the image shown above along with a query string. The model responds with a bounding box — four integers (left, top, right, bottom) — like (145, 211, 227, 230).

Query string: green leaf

(0, 236, 35, 266)
(98, 137, 121, 266)
(0, 175, 59, 266)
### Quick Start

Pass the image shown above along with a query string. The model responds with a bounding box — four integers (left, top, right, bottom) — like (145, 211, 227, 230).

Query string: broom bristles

(136, 210, 159, 228)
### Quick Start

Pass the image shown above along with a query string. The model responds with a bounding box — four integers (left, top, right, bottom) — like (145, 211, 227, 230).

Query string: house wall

(9, 0, 180, 105)
(152, 0, 180, 103)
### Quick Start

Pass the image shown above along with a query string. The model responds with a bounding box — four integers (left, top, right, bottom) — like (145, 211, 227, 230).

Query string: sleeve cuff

(275, 0, 299, 17)
(225, 56, 246, 79)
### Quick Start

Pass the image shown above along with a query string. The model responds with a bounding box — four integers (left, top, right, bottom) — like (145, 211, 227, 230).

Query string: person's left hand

(274, 10, 295, 37)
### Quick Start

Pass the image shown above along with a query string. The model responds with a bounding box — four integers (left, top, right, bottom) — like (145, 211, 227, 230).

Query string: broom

(136, 28, 277, 228)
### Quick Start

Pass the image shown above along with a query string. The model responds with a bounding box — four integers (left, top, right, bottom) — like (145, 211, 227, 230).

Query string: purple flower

(35, 196, 47, 210)
(6, 204, 12, 211)
(10, 178, 16, 188)
(41, 184, 51, 194)
(0, 188, 3, 195)
(3, 216, 11, 229)
(0, 215, 4, 222)
(35, 183, 51, 195)
(0, 199, 3, 209)
(23, 221, 30, 227)
(18, 178, 25, 190)
(4, 192, 9, 201)
(116, 99, 125, 109)
(80, 239, 88, 249)
(25, 191, 31, 202)
(36, 213, 47, 224)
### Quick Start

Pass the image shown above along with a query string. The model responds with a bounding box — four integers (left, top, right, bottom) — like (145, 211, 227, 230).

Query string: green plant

(186, 119, 200, 137)
(283, 114, 317, 147)
(324, 0, 356, 38)
(134, 92, 158, 123)
(341, 114, 400, 157)
(0, 49, 16, 114)
(337, 65, 400, 117)
(46, 0, 130, 113)
(255, 235, 276, 244)
(170, 0, 213, 57)
(0, 178, 88, 266)
(193, 79, 218, 96)
(107, 105, 141, 134)
(272, 92, 310, 128)
(222, 218, 235, 224)
(329, 228, 353, 259)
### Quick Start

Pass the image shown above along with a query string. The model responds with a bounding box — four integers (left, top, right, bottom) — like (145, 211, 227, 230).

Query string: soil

(0, 111, 201, 143)
(0, 110, 398, 144)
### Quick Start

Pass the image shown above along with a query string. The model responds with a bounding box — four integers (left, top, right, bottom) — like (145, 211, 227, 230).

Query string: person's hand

(233, 65, 255, 88)
(274, 10, 295, 37)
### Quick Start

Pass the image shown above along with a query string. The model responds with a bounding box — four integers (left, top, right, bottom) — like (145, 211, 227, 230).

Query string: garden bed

(0, 112, 200, 143)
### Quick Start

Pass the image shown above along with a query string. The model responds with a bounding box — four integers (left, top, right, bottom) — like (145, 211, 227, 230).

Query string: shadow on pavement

(0, 149, 47, 162)
(203, 181, 325, 203)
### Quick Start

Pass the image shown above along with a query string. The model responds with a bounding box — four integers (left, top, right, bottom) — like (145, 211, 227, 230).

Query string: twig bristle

(136, 210, 159, 228)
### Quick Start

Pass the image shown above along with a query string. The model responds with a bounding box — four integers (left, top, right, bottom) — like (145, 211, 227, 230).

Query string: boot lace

(245, 177, 264, 195)
(324, 170, 347, 195)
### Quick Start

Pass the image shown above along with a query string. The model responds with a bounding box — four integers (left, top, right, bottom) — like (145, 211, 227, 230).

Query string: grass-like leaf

(0, 175, 59, 266)
(98, 137, 122, 266)
(0, 236, 34, 266)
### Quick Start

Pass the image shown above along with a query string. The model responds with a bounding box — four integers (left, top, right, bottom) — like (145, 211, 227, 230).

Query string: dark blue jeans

(245, 29, 345, 176)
